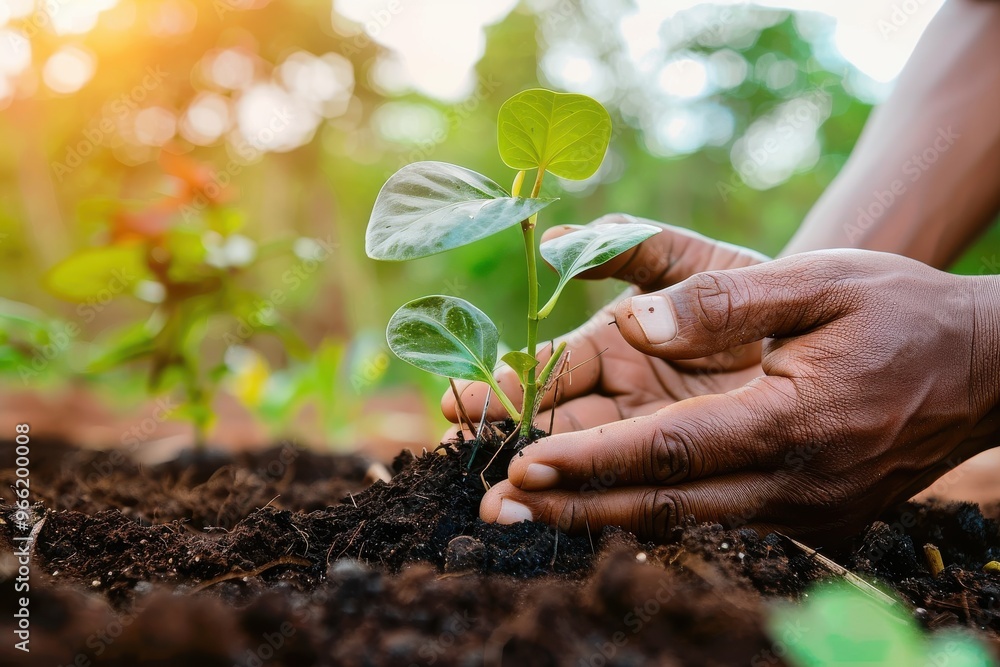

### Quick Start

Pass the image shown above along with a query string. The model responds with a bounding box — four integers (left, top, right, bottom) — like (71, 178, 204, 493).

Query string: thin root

(480, 428, 519, 492)
(188, 556, 312, 593)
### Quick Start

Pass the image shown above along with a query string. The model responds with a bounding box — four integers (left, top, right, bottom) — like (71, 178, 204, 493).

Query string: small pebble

(983, 561, 1000, 574)
(720, 542, 730, 551)
(635, 552, 647, 564)
(91, 580, 100, 587)
(364, 462, 393, 485)
(327, 558, 368, 581)
(445, 536, 485, 572)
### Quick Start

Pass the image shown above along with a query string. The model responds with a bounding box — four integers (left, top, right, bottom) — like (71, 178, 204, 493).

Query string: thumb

(541, 215, 767, 291)
(614, 253, 849, 359)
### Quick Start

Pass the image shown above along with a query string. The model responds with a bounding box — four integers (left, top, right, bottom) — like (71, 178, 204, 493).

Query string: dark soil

(1, 430, 1000, 666)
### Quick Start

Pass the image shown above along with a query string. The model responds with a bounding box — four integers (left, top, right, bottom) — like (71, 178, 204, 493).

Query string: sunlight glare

(42, 45, 96, 94)
(333, 0, 517, 101)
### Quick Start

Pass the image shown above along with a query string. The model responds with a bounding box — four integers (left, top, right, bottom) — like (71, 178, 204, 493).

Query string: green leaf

(164, 227, 210, 282)
(45, 245, 151, 303)
(768, 583, 936, 667)
(366, 161, 555, 261)
(539, 223, 661, 316)
(497, 89, 612, 180)
(87, 321, 160, 373)
(386, 295, 499, 384)
(501, 350, 538, 385)
(926, 632, 995, 667)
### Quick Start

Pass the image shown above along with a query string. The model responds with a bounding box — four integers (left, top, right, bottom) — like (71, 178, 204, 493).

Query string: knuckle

(647, 427, 693, 484)
(538, 497, 581, 533)
(643, 490, 687, 539)
(689, 271, 751, 333)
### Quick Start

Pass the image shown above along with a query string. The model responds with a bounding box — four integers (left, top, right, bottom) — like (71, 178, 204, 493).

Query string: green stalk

(518, 169, 545, 437)
(487, 375, 521, 422)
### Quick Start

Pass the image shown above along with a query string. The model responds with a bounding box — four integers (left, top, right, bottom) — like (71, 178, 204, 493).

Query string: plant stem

(488, 377, 521, 422)
(536, 340, 567, 388)
(521, 224, 539, 437)
(519, 168, 546, 437)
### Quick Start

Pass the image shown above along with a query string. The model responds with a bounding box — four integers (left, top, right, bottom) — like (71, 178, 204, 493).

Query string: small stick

(924, 543, 945, 577)
(548, 373, 560, 435)
(584, 519, 595, 555)
(467, 386, 494, 471)
(778, 533, 899, 608)
(550, 528, 559, 568)
(26, 515, 47, 562)
(476, 386, 493, 440)
(547, 348, 572, 435)
(450, 378, 475, 436)
(188, 556, 312, 593)
(551, 347, 607, 383)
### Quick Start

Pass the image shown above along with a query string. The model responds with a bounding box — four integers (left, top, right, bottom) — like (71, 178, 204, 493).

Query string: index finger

(506, 376, 794, 490)
(541, 216, 768, 290)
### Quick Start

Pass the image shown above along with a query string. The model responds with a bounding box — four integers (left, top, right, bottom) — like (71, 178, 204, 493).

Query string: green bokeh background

(1, 0, 997, 442)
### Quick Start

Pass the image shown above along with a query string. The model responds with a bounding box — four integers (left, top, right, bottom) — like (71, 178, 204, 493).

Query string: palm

(532, 301, 764, 433)
(442, 217, 768, 434)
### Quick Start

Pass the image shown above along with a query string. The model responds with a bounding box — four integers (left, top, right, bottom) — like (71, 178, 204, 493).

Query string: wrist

(970, 274, 1000, 421)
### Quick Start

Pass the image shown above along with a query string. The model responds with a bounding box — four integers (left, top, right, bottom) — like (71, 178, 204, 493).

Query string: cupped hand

(440, 214, 769, 436)
(480, 250, 1000, 542)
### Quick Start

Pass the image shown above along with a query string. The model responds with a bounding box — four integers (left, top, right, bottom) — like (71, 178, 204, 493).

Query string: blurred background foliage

(0, 0, 997, 450)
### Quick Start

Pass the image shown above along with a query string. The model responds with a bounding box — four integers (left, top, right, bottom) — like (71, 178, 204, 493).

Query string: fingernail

(496, 499, 533, 524)
(521, 463, 559, 490)
(630, 295, 676, 344)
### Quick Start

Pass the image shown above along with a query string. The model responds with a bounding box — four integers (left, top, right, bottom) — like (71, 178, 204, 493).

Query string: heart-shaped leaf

(497, 89, 612, 180)
(539, 223, 661, 317)
(387, 295, 500, 384)
(366, 161, 556, 261)
(44, 244, 152, 303)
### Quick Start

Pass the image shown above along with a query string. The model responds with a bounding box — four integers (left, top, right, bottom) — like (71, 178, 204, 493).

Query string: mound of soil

(1, 431, 999, 666)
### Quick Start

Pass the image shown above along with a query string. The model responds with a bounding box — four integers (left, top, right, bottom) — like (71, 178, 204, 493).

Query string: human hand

(441, 215, 768, 435)
(480, 250, 1000, 542)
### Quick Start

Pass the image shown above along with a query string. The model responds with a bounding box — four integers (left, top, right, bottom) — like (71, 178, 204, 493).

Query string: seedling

(768, 582, 993, 667)
(43, 155, 308, 448)
(366, 89, 661, 438)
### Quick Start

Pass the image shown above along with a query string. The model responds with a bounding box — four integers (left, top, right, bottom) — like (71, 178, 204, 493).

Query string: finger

(540, 215, 767, 291)
(668, 340, 761, 373)
(534, 394, 632, 435)
(507, 377, 795, 490)
(480, 475, 783, 542)
(614, 253, 847, 360)
(441, 321, 605, 424)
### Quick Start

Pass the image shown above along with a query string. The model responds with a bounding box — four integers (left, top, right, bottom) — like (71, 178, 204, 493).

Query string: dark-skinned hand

(446, 234, 1000, 542)
(441, 215, 768, 436)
